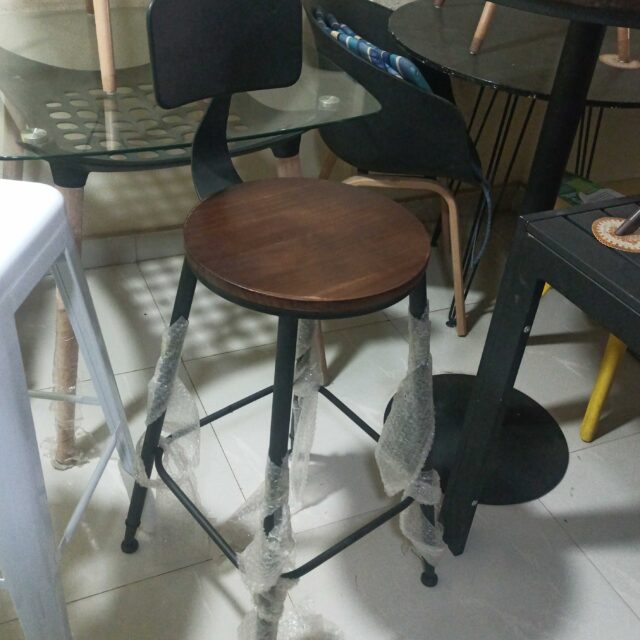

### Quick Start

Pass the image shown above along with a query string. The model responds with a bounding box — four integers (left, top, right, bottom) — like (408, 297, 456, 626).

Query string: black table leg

(522, 20, 606, 214)
(440, 224, 567, 555)
(438, 19, 606, 556)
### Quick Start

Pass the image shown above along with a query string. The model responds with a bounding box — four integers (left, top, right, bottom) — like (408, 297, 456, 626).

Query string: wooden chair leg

(617, 27, 631, 63)
(319, 151, 338, 180)
(93, 0, 117, 94)
(580, 333, 627, 443)
(440, 192, 467, 336)
(469, 2, 497, 55)
(52, 187, 84, 468)
(342, 174, 467, 335)
(275, 154, 304, 178)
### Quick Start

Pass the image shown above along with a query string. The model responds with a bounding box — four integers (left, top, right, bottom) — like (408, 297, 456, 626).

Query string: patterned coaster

(592, 217, 640, 253)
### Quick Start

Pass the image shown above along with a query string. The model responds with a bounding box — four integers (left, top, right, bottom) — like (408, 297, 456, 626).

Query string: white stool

(0, 179, 137, 640)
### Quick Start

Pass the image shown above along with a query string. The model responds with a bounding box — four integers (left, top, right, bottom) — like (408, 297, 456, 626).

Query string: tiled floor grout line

(0, 556, 217, 627)
(566, 429, 640, 455)
(181, 364, 250, 503)
(537, 498, 640, 622)
(136, 260, 251, 506)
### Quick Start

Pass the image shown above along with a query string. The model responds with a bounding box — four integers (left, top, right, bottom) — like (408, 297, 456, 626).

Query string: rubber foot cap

(421, 571, 438, 587)
(121, 538, 139, 554)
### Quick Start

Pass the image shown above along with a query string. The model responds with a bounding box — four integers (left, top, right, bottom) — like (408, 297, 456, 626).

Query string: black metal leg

(521, 21, 606, 215)
(409, 273, 441, 587)
(409, 272, 427, 320)
(256, 315, 298, 639)
(440, 224, 544, 555)
(263, 315, 298, 535)
(121, 260, 197, 553)
(419, 506, 439, 587)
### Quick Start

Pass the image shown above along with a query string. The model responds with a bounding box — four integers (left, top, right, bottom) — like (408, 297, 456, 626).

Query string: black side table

(442, 197, 640, 554)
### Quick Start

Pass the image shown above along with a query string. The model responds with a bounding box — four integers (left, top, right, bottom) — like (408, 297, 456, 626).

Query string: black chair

(121, 0, 439, 634)
(304, 0, 492, 336)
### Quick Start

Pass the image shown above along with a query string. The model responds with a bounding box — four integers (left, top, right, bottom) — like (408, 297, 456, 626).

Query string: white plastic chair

(0, 179, 137, 640)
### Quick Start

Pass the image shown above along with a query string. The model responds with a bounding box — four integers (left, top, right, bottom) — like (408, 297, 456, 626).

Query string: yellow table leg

(580, 333, 627, 442)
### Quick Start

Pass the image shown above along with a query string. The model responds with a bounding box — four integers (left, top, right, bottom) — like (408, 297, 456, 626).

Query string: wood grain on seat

(184, 178, 430, 317)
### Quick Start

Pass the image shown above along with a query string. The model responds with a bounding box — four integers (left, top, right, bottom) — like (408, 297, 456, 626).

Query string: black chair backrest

(148, 0, 302, 109)
(304, 0, 483, 184)
(147, 0, 302, 198)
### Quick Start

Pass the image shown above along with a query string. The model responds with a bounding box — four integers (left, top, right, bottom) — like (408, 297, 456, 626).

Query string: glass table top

(0, 6, 379, 162)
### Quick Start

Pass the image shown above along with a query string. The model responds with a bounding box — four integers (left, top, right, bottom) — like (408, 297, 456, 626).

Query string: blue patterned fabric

(314, 8, 431, 91)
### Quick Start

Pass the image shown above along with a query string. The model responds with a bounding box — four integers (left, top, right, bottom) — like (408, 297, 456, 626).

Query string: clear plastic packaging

(375, 303, 445, 566)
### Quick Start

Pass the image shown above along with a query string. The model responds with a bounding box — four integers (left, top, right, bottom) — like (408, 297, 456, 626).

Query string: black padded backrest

(147, 0, 302, 109)
(304, 0, 482, 184)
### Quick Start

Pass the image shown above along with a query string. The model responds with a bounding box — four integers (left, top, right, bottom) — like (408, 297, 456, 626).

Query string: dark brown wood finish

(184, 178, 431, 317)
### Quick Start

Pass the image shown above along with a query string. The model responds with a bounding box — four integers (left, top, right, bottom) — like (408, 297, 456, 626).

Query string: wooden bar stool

(0, 179, 136, 640)
(120, 0, 436, 635)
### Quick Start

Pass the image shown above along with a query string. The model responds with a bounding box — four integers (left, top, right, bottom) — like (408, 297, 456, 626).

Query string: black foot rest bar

(153, 384, 414, 580)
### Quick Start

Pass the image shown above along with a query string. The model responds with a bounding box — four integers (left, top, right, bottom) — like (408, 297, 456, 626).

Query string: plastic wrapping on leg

(237, 460, 295, 640)
(375, 306, 435, 495)
(135, 318, 201, 536)
(290, 320, 322, 507)
(375, 301, 445, 566)
(402, 471, 445, 565)
(145, 317, 189, 426)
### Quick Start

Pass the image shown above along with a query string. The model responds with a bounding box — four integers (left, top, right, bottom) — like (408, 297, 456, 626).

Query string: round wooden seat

(184, 178, 431, 317)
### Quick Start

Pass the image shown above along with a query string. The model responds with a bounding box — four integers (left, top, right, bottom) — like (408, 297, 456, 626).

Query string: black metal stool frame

(122, 261, 429, 585)
(120, 0, 439, 594)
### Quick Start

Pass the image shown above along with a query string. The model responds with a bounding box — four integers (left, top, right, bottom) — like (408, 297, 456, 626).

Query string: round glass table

(0, 7, 379, 165)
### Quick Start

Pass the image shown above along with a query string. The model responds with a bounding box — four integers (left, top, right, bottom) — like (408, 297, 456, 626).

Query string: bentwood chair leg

(342, 174, 468, 336)
(441, 191, 467, 336)
(580, 333, 627, 443)
(121, 260, 197, 553)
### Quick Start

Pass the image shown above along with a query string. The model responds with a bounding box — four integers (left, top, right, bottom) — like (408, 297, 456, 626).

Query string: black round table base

(386, 374, 569, 506)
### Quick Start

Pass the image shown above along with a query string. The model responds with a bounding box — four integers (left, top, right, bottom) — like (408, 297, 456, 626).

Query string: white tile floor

(2, 212, 640, 639)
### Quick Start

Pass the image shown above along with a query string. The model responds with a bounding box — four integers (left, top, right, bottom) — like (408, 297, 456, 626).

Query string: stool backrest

(147, 0, 303, 109)
(147, 0, 303, 199)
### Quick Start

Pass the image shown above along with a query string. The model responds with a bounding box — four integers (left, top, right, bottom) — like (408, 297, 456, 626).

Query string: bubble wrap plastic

(233, 320, 342, 640)
(290, 320, 323, 507)
(134, 317, 200, 502)
(237, 459, 295, 640)
(375, 303, 445, 565)
(146, 317, 189, 426)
